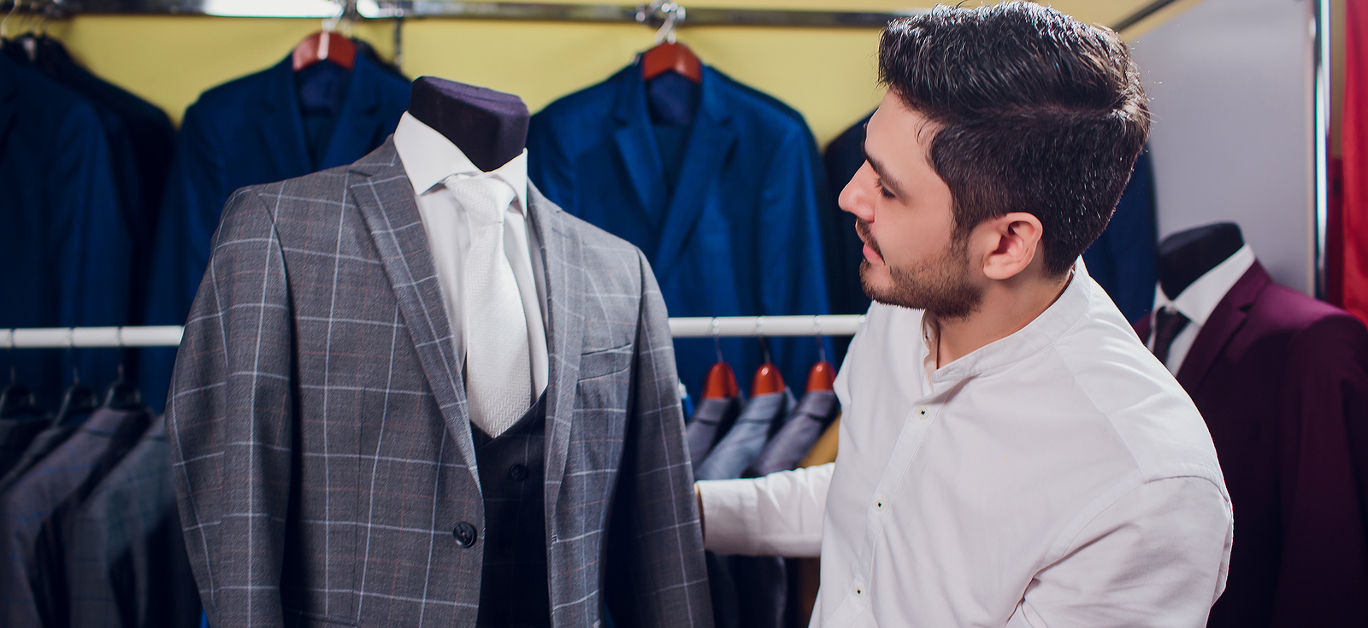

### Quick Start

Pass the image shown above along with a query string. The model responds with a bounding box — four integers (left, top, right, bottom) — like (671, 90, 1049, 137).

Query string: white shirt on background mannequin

(1147, 245, 1256, 374)
(698, 260, 1233, 627)
(393, 112, 549, 400)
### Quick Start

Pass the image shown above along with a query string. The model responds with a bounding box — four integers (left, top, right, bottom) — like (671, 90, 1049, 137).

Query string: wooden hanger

(806, 361, 835, 393)
(640, 1, 700, 82)
(702, 362, 740, 399)
(751, 362, 785, 396)
(292, 30, 356, 72)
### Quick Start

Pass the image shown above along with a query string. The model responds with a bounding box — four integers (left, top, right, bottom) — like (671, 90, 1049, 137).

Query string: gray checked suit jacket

(166, 139, 712, 627)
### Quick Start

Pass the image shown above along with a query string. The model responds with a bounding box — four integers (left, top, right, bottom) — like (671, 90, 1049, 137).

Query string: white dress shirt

(1147, 245, 1256, 374)
(393, 112, 549, 398)
(699, 260, 1233, 627)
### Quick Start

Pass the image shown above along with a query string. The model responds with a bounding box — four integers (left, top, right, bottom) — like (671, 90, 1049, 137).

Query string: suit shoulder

(531, 69, 622, 125)
(189, 62, 282, 113)
(708, 68, 813, 134)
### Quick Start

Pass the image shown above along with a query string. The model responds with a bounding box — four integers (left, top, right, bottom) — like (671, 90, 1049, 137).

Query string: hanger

(102, 328, 142, 411)
(0, 331, 41, 419)
(806, 317, 835, 393)
(52, 329, 97, 426)
(639, 1, 701, 83)
(750, 318, 784, 396)
(702, 319, 740, 399)
(292, 2, 356, 72)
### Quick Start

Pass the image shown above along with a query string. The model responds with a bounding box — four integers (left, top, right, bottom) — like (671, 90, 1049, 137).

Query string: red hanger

(642, 41, 701, 83)
(292, 31, 356, 72)
(702, 362, 740, 400)
(751, 363, 785, 396)
(806, 361, 836, 393)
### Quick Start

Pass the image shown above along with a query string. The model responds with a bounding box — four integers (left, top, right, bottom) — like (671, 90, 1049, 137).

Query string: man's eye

(878, 183, 895, 200)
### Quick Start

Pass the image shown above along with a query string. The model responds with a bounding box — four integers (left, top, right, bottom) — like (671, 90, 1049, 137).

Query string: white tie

(454, 174, 531, 438)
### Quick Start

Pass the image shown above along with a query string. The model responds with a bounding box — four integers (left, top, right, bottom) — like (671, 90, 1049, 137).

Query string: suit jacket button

(508, 463, 529, 481)
(453, 522, 478, 547)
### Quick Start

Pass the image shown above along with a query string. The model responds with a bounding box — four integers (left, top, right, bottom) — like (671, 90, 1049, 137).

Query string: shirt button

(874, 497, 887, 511)
(917, 407, 929, 419)
(854, 585, 865, 597)
(508, 463, 529, 481)
(452, 522, 478, 547)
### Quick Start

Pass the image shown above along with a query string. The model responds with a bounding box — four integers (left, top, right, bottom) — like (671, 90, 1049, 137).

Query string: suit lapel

(257, 56, 314, 177)
(319, 52, 387, 170)
(652, 66, 736, 276)
(610, 67, 670, 232)
(348, 140, 480, 477)
(1176, 262, 1270, 389)
(528, 184, 585, 520)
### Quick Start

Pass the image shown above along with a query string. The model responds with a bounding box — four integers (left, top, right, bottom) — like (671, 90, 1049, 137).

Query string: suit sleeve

(758, 125, 834, 386)
(1014, 476, 1233, 628)
(1271, 314, 1368, 624)
(606, 249, 713, 627)
(166, 188, 295, 627)
(143, 102, 229, 412)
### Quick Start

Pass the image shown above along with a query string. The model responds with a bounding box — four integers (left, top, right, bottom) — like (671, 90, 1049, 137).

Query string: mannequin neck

(1156, 222, 1245, 299)
(407, 77, 529, 172)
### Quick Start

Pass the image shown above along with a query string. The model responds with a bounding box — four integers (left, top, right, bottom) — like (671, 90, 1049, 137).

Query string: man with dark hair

(696, 3, 1233, 626)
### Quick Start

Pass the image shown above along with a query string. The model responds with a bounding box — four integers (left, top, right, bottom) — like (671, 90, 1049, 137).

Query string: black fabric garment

(685, 395, 743, 469)
(0, 407, 152, 628)
(0, 424, 76, 494)
(64, 416, 201, 628)
(0, 415, 49, 479)
(474, 393, 551, 628)
(695, 390, 794, 628)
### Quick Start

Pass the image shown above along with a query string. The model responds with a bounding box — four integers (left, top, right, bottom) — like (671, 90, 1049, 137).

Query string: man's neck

(933, 269, 1074, 368)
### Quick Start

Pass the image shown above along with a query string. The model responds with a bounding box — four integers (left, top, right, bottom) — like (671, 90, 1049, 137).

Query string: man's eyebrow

(862, 140, 908, 198)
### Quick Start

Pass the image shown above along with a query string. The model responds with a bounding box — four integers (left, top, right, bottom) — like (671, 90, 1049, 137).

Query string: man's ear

(977, 212, 1044, 281)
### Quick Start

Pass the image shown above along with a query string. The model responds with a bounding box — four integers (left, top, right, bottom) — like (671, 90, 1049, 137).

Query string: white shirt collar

(1151, 245, 1255, 327)
(393, 111, 529, 213)
(919, 258, 1093, 387)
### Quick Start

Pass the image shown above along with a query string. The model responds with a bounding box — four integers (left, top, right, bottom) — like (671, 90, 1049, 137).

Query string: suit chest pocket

(579, 344, 632, 381)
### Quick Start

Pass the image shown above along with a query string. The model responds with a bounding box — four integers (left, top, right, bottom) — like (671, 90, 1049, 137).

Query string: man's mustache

(856, 219, 882, 257)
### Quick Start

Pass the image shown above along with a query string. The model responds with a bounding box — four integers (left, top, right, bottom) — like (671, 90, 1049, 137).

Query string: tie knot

(449, 174, 514, 227)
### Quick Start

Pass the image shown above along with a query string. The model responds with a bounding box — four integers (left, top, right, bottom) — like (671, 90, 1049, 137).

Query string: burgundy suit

(1137, 261, 1368, 627)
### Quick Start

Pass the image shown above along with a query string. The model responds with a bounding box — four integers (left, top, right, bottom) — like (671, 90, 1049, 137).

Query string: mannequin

(1139, 222, 1368, 627)
(1155, 222, 1244, 299)
(407, 76, 528, 171)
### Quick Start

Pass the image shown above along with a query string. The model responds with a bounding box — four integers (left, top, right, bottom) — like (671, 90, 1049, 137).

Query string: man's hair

(878, 2, 1150, 276)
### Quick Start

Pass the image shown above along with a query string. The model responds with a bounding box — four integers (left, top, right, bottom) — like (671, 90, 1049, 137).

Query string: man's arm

(696, 462, 833, 558)
(1011, 475, 1233, 628)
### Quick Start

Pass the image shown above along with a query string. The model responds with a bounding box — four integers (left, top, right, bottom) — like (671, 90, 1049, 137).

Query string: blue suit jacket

(142, 53, 410, 410)
(528, 63, 833, 398)
(0, 54, 131, 410)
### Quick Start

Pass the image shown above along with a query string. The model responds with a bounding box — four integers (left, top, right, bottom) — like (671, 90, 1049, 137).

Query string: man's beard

(860, 232, 984, 320)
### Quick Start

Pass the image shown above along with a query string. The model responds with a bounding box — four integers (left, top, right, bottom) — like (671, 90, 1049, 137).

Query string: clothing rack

(0, 315, 866, 349)
(6, 0, 1181, 32)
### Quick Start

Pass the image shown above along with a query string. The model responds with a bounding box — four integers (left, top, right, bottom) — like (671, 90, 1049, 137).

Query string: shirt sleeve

(697, 462, 833, 558)
(1012, 475, 1233, 628)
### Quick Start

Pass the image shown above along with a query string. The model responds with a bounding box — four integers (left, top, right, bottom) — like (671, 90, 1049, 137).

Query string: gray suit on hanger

(166, 140, 711, 627)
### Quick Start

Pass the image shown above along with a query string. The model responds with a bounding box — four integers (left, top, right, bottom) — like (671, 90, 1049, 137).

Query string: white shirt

(393, 112, 549, 398)
(1147, 245, 1256, 374)
(699, 260, 1233, 627)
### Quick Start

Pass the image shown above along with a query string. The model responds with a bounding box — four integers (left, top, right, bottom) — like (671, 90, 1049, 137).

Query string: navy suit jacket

(142, 52, 410, 410)
(0, 407, 152, 628)
(1138, 262, 1368, 627)
(0, 54, 130, 410)
(528, 63, 833, 397)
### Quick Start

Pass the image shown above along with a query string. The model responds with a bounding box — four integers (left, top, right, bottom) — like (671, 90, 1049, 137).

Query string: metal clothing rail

(4, 0, 1178, 32)
(0, 315, 866, 348)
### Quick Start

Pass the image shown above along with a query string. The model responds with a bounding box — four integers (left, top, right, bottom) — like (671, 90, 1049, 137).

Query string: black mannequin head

(407, 77, 529, 172)
(1156, 222, 1245, 299)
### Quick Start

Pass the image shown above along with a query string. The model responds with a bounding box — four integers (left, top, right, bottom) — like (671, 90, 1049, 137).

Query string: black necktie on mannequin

(1151, 306, 1191, 366)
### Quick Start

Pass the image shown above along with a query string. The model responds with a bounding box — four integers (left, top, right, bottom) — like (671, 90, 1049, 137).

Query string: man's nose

(838, 162, 875, 223)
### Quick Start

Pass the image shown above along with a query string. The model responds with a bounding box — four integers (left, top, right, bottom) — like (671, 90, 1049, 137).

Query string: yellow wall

(36, 1, 1183, 146)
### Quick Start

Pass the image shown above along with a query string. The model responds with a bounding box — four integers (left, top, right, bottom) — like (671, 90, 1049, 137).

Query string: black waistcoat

(473, 392, 550, 628)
